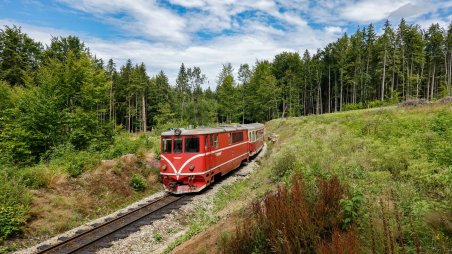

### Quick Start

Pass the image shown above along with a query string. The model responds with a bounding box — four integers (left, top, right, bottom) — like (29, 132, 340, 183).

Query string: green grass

(262, 103, 452, 252)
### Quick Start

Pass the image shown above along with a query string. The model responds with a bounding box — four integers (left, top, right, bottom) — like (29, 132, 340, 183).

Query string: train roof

(161, 123, 264, 136)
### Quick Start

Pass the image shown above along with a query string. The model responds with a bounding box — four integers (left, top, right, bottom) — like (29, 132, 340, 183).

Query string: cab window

(162, 138, 172, 153)
(174, 138, 183, 154)
(185, 137, 200, 153)
(232, 132, 243, 143)
(210, 134, 219, 148)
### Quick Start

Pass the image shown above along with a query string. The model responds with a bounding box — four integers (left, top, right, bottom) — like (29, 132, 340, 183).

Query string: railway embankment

(171, 102, 451, 253)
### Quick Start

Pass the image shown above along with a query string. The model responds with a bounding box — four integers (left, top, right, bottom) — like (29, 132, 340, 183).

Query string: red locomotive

(160, 123, 264, 194)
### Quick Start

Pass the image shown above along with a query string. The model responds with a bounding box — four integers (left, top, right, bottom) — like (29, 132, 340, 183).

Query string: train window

(210, 134, 219, 148)
(185, 137, 199, 153)
(162, 138, 172, 153)
(174, 138, 183, 154)
(227, 133, 232, 145)
(232, 132, 243, 143)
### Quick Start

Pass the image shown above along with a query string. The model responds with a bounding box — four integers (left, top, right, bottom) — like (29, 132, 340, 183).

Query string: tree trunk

(426, 66, 431, 100)
(128, 97, 131, 132)
(142, 93, 146, 132)
(431, 64, 436, 99)
(402, 48, 405, 100)
(416, 62, 424, 98)
(340, 70, 343, 111)
(447, 53, 452, 96)
(381, 49, 387, 101)
(391, 49, 395, 98)
(328, 65, 331, 113)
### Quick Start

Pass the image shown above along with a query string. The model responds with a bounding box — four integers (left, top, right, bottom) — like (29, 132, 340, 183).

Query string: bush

(130, 174, 146, 192)
(271, 152, 296, 181)
(343, 102, 365, 111)
(0, 173, 29, 241)
(368, 100, 385, 108)
(0, 206, 26, 241)
(18, 166, 51, 188)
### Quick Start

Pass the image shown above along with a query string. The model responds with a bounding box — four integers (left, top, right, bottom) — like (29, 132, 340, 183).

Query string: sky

(1, 0, 451, 88)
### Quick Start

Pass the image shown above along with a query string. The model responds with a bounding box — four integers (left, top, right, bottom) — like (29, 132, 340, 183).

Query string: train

(160, 123, 265, 194)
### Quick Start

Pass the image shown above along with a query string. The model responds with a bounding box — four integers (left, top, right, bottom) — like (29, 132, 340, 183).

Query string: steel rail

(36, 194, 184, 254)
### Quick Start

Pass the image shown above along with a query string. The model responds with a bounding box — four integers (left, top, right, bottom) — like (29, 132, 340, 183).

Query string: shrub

(368, 100, 385, 108)
(0, 206, 26, 241)
(343, 102, 365, 111)
(18, 166, 51, 188)
(0, 173, 29, 241)
(130, 174, 146, 192)
(271, 152, 296, 181)
(340, 190, 363, 230)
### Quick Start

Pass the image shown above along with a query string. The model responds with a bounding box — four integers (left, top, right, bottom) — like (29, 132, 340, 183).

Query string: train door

(209, 133, 219, 174)
(204, 135, 210, 171)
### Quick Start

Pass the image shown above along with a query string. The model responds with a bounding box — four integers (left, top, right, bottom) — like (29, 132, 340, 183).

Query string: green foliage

(340, 190, 363, 230)
(343, 102, 365, 111)
(271, 152, 296, 181)
(368, 100, 385, 108)
(0, 172, 30, 241)
(0, 206, 26, 241)
(18, 166, 51, 188)
(130, 174, 146, 192)
(153, 232, 163, 243)
(0, 25, 42, 86)
(426, 110, 452, 166)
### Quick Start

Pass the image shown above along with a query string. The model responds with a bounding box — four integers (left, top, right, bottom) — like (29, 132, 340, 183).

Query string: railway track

(36, 194, 186, 254)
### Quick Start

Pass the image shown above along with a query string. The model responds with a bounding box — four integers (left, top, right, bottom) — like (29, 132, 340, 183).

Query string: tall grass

(222, 175, 361, 254)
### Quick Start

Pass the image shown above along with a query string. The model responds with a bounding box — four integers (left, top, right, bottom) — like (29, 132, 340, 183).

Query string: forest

(0, 19, 451, 167)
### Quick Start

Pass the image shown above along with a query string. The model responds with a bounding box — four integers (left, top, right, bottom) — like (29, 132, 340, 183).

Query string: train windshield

(162, 138, 172, 153)
(174, 138, 183, 154)
(184, 137, 200, 153)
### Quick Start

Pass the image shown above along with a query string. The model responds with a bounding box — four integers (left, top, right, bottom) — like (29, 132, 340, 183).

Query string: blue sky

(1, 0, 451, 86)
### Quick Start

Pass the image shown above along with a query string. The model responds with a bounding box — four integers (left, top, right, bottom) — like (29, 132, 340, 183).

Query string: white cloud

(57, 0, 187, 42)
(325, 26, 344, 35)
(341, 0, 409, 22)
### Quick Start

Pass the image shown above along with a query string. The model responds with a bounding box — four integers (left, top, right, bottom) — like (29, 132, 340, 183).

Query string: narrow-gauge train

(160, 123, 264, 194)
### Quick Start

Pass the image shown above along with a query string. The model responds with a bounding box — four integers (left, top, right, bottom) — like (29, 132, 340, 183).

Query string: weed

(340, 189, 363, 230)
(153, 232, 163, 243)
(130, 174, 146, 192)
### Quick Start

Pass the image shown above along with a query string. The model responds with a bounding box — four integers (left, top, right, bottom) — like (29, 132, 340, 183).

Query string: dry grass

(23, 151, 161, 242)
(221, 175, 360, 254)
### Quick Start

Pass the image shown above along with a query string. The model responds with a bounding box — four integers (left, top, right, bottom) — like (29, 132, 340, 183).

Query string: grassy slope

(173, 102, 451, 253)
(0, 132, 162, 253)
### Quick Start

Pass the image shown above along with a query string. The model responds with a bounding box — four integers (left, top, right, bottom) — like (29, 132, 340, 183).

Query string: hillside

(172, 101, 451, 253)
(0, 133, 162, 253)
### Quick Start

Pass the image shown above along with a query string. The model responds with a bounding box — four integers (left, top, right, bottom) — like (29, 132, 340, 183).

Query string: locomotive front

(160, 128, 208, 194)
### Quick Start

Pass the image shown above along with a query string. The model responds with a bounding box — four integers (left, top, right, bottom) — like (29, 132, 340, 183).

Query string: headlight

(189, 164, 195, 171)
(162, 164, 167, 170)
